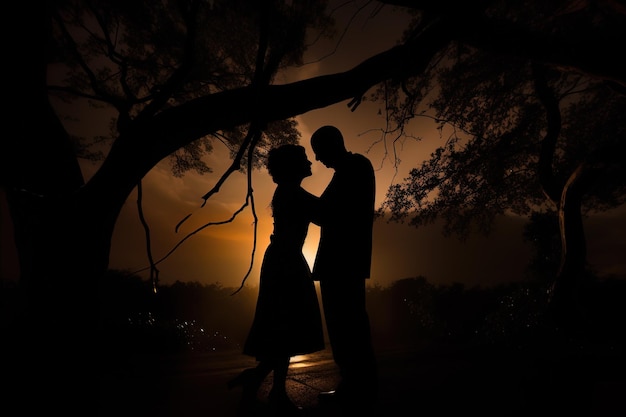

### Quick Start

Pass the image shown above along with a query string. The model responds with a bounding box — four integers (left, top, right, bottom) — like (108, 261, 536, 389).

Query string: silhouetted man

(310, 125, 378, 411)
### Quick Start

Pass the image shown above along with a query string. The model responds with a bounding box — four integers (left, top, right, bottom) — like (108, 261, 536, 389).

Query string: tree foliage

(49, 0, 333, 175)
(368, 1, 626, 336)
(376, 1, 626, 240)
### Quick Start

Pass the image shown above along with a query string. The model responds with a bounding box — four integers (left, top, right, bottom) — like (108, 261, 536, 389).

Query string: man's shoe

(317, 390, 340, 404)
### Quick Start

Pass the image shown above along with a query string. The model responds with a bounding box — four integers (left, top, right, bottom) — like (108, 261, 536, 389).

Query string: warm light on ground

(289, 350, 334, 369)
(290, 355, 314, 369)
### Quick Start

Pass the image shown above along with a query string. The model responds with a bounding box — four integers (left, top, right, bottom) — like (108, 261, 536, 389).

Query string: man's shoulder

(347, 151, 373, 165)
(347, 152, 374, 173)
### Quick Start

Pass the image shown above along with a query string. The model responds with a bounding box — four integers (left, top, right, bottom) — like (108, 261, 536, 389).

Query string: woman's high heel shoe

(227, 368, 259, 390)
(228, 368, 265, 411)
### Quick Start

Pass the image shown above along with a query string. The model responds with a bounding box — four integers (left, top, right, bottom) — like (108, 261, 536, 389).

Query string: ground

(98, 342, 625, 417)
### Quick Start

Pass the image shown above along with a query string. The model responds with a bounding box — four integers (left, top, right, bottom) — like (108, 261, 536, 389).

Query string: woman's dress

(242, 185, 325, 360)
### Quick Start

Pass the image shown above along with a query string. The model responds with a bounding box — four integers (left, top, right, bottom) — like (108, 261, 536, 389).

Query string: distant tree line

(95, 269, 625, 356)
(99, 270, 257, 354)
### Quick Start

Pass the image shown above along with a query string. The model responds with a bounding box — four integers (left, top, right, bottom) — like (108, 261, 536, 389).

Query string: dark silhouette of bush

(367, 277, 520, 348)
(98, 269, 625, 356)
(99, 270, 257, 354)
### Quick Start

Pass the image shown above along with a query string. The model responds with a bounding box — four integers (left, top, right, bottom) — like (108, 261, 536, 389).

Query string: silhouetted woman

(228, 144, 325, 415)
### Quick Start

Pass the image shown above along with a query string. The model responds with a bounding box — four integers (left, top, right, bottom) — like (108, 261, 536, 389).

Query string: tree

(2, 1, 625, 412)
(376, 0, 626, 333)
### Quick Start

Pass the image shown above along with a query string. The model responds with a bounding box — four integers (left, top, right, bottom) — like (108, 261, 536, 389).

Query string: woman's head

(266, 144, 312, 184)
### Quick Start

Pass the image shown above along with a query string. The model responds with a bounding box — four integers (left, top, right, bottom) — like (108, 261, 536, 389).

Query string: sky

(2, 1, 625, 289)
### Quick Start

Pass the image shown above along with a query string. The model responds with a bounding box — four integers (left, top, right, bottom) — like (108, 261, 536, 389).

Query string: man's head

(310, 125, 347, 169)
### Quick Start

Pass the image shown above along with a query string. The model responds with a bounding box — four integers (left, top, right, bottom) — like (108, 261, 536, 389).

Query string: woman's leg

(268, 356, 290, 396)
(268, 356, 301, 413)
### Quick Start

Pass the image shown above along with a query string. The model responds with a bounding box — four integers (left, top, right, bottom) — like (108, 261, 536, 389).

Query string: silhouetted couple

(228, 126, 378, 416)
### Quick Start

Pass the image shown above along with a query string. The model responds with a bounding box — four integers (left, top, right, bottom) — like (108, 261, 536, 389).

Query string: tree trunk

(3, 5, 112, 408)
(4, 183, 114, 415)
(549, 162, 591, 336)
